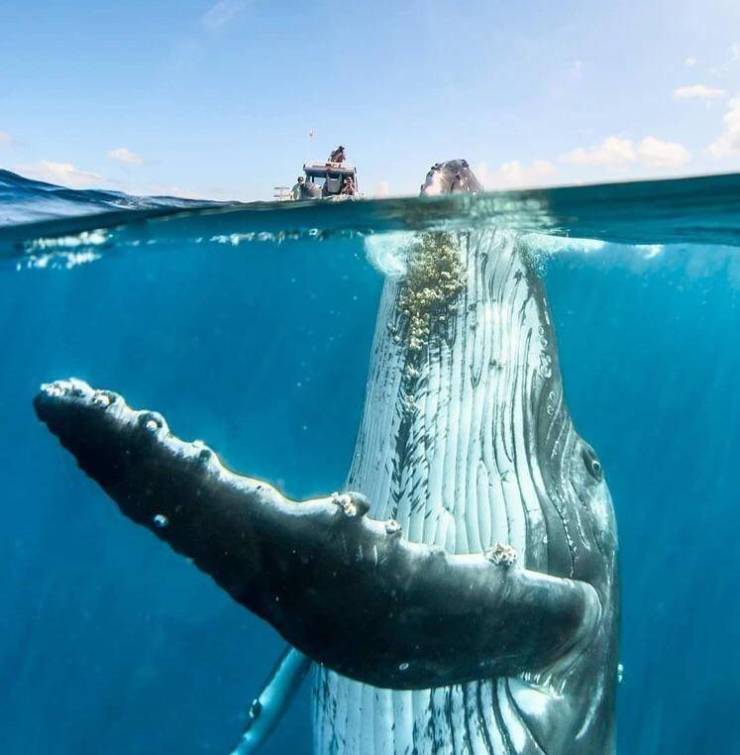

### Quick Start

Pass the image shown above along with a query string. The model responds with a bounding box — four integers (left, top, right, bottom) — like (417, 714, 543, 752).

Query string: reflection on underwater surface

(0, 170, 739, 754)
(2, 169, 740, 256)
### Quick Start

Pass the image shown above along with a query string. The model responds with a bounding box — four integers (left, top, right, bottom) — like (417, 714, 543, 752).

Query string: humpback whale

(34, 161, 619, 754)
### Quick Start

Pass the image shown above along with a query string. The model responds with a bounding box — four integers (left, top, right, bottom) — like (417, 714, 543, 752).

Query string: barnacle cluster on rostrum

(396, 232, 465, 358)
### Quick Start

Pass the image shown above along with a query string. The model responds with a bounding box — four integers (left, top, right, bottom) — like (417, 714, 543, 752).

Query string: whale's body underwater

(34, 162, 619, 754)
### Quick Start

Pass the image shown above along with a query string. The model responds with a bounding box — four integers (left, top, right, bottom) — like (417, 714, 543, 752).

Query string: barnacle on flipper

(397, 231, 465, 366)
(485, 543, 518, 568)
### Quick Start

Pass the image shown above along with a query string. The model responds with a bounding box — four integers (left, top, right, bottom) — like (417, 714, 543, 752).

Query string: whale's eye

(581, 446, 603, 481)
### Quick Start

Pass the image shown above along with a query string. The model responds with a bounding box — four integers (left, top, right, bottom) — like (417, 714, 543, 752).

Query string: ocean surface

(1, 168, 738, 754)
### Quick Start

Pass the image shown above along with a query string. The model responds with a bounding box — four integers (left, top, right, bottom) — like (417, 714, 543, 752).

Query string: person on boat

(328, 146, 345, 164)
(290, 176, 305, 200)
(340, 175, 356, 196)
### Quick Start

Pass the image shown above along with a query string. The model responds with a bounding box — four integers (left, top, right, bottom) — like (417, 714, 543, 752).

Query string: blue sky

(1, 0, 739, 200)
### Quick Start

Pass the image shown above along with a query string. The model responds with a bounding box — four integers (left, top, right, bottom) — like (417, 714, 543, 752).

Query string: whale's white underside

(313, 229, 597, 754)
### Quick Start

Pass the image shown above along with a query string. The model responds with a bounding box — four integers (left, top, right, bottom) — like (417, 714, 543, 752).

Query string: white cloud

(561, 135, 691, 171)
(476, 159, 557, 189)
(201, 0, 249, 31)
(561, 136, 636, 167)
(684, 56, 697, 67)
(637, 137, 691, 168)
(0, 131, 12, 146)
(14, 161, 106, 189)
(673, 84, 726, 101)
(707, 97, 740, 157)
(107, 147, 144, 165)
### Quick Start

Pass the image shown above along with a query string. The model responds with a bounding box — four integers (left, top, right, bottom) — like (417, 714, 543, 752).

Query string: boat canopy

(303, 162, 357, 178)
(301, 162, 359, 197)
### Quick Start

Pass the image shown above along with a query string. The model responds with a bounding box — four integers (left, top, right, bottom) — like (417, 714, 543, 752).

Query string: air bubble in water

(153, 514, 169, 528)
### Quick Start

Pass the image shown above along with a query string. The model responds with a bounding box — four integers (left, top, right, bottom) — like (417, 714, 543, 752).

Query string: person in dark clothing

(328, 146, 345, 163)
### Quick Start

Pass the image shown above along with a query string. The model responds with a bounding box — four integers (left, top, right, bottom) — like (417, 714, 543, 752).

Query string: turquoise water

(1, 169, 739, 753)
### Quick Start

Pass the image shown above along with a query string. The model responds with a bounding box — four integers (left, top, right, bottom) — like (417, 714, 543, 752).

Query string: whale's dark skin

(34, 161, 619, 754)
(34, 379, 600, 690)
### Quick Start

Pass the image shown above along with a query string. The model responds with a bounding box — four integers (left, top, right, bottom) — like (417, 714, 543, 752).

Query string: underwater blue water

(1, 170, 739, 754)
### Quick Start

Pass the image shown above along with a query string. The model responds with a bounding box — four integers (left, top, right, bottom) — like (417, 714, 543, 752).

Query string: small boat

(295, 161, 360, 200)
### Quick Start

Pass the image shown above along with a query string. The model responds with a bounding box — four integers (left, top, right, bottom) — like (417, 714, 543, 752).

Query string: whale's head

(355, 158, 617, 598)
(419, 159, 482, 196)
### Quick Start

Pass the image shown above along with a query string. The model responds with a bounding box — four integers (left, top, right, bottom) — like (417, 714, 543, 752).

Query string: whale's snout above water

(420, 158, 482, 195)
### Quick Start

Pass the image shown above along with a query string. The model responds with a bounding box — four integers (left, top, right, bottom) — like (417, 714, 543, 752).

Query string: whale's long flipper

(231, 647, 311, 754)
(34, 378, 601, 690)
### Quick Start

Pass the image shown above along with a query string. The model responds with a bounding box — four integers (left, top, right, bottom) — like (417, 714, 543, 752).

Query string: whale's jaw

(314, 228, 618, 754)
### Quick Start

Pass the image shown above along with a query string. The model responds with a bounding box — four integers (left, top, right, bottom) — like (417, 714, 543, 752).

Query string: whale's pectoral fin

(34, 379, 602, 690)
(230, 647, 311, 755)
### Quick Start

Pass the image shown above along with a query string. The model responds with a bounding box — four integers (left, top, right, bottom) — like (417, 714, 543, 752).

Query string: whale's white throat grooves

(314, 229, 568, 754)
